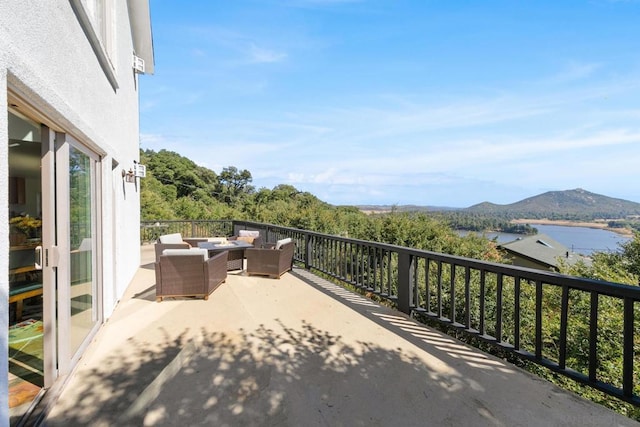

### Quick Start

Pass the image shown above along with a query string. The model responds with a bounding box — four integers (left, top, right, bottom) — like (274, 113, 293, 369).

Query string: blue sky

(140, 0, 640, 207)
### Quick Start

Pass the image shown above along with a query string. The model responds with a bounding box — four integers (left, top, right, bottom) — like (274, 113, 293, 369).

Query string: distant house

(498, 234, 587, 271)
(1, 1, 153, 424)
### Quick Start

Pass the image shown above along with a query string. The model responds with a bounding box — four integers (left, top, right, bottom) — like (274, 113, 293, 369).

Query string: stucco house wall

(0, 1, 152, 423)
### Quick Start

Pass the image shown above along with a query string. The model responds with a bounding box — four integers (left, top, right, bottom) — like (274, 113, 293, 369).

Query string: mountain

(465, 188, 640, 218)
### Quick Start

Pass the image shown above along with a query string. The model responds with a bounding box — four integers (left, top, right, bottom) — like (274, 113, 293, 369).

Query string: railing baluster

(367, 246, 373, 290)
(353, 243, 358, 284)
(411, 258, 420, 307)
(305, 234, 311, 270)
(589, 291, 598, 382)
(559, 285, 569, 370)
(374, 247, 380, 293)
(535, 280, 543, 360)
(335, 239, 339, 278)
(496, 273, 503, 343)
(450, 263, 456, 324)
(479, 270, 486, 337)
(352, 242, 357, 285)
(342, 241, 347, 280)
(623, 297, 634, 397)
(333, 240, 344, 279)
(338, 240, 343, 280)
(514, 276, 521, 351)
(359, 244, 364, 286)
(325, 239, 329, 273)
(386, 250, 392, 297)
(437, 261, 443, 319)
(425, 259, 431, 314)
(464, 266, 471, 330)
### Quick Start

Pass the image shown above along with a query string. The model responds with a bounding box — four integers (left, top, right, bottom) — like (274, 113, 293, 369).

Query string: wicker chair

(229, 230, 263, 249)
(154, 233, 208, 262)
(245, 240, 294, 279)
(155, 248, 228, 301)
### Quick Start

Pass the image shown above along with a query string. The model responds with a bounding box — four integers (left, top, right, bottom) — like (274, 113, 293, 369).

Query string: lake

(460, 224, 632, 256)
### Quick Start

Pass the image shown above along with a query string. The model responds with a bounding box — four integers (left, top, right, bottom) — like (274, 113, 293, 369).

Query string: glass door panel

(68, 146, 98, 355)
(7, 110, 45, 420)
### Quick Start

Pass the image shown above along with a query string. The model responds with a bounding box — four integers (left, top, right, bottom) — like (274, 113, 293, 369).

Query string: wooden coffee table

(197, 241, 253, 271)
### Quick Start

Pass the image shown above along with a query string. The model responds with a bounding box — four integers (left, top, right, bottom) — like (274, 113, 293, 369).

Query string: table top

(197, 240, 253, 251)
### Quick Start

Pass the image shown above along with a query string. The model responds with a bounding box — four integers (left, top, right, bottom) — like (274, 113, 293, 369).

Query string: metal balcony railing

(142, 219, 640, 407)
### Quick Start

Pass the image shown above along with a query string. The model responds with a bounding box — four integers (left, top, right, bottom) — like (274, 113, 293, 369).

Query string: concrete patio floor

(42, 245, 638, 426)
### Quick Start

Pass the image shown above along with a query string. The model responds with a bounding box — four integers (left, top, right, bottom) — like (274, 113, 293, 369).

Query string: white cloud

(184, 25, 290, 67)
(548, 61, 603, 83)
(248, 44, 287, 63)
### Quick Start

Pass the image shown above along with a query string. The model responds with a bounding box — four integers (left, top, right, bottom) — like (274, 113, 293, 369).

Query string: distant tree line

(424, 211, 538, 234)
(608, 219, 640, 233)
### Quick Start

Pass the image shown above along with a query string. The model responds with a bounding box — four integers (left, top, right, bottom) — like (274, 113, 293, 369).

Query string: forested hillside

(466, 188, 640, 219)
(359, 189, 640, 233)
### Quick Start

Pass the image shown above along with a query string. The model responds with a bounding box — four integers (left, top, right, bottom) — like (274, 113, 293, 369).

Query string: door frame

(40, 125, 58, 388)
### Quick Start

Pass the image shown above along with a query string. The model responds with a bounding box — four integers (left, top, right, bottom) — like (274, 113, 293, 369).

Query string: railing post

(397, 251, 414, 314)
(305, 233, 311, 270)
(191, 220, 196, 237)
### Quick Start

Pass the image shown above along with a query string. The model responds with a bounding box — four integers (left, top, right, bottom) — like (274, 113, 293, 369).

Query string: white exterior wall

(0, 1, 148, 422)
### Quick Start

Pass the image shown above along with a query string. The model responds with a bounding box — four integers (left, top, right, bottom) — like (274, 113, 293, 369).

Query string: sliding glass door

(7, 101, 102, 423)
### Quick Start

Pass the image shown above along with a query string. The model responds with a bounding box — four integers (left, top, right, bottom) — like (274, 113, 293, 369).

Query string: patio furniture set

(154, 230, 294, 302)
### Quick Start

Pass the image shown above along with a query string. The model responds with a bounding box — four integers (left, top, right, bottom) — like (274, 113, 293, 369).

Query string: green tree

(216, 166, 254, 206)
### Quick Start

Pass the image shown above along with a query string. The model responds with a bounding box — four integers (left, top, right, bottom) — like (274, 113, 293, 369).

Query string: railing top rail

(141, 219, 232, 224)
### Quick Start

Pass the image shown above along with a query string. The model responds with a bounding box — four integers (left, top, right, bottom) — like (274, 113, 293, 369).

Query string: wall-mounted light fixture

(122, 160, 147, 195)
(122, 168, 135, 183)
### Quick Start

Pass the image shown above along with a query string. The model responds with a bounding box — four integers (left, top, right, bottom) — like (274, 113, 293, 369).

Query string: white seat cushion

(275, 238, 292, 250)
(239, 230, 260, 237)
(162, 248, 208, 260)
(159, 233, 183, 244)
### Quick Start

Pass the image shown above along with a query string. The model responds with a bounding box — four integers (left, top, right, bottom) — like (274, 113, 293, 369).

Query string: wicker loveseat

(155, 248, 228, 301)
(245, 239, 294, 279)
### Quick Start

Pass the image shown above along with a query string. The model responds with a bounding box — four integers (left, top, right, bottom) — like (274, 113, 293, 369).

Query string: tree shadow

(43, 319, 490, 426)
(291, 268, 518, 378)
